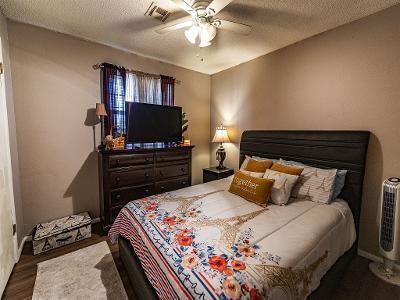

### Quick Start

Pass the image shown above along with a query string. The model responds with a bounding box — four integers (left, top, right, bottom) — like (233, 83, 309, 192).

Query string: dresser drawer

(156, 176, 190, 193)
(156, 151, 189, 163)
(156, 164, 188, 179)
(109, 154, 153, 168)
(109, 168, 154, 188)
(110, 184, 155, 206)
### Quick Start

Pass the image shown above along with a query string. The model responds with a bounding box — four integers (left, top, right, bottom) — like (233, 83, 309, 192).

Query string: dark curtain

(160, 75, 175, 106)
(101, 63, 126, 136)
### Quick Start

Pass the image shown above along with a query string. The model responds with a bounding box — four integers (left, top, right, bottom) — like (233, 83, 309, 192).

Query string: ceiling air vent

(145, 2, 171, 23)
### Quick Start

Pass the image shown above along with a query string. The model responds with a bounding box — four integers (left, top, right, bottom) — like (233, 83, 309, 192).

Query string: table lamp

(95, 103, 107, 147)
(212, 125, 230, 169)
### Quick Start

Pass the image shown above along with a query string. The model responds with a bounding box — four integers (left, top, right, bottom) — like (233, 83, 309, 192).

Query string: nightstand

(203, 167, 234, 183)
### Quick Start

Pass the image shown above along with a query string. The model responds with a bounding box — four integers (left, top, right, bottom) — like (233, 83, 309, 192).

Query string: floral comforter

(109, 177, 356, 300)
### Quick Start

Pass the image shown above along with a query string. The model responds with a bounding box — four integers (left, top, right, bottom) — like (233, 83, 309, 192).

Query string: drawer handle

(116, 159, 120, 164)
(115, 194, 121, 199)
(145, 189, 150, 194)
(160, 186, 165, 190)
(181, 167, 185, 172)
(145, 173, 150, 178)
(116, 177, 121, 182)
(182, 181, 187, 185)
(145, 157, 150, 162)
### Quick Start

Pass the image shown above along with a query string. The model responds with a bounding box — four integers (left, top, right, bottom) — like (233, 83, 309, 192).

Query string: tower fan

(369, 177, 400, 285)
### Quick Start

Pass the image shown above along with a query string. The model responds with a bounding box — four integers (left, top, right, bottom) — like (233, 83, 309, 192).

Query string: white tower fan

(369, 177, 400, 285)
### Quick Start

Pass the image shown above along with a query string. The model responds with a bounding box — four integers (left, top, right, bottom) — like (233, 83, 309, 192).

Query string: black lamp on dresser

(98, 145, 194, 230)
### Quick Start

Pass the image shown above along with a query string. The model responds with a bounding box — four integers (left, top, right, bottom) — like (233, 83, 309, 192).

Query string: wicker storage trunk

(32, 212, 91, 255)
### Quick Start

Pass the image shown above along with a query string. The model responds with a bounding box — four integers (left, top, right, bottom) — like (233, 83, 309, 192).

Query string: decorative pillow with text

(229, 171, 275, 207)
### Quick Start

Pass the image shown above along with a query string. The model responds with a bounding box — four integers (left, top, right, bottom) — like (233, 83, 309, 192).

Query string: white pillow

(240, 170, 264, 178)
(263, 169, 299, 205)
(280, 159, 337, 204)
(239, 155, 251, 170)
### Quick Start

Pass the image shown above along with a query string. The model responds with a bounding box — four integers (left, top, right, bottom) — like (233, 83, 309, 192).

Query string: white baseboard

(358, 248, 400, 270)
(16, 235, 29, 262)
(357, 248, 382, 263)
(92, 217, 101, 224)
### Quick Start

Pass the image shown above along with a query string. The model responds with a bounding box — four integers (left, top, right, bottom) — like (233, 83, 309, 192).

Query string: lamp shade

(95, 103, 107, 116)
(212, 125, 230, 143)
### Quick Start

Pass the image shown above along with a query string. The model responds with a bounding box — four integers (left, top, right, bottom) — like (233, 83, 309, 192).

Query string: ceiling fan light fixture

(206, 7, 215, 16)
(156, 1, 252, 49)
(199, 38, 211, 47)
(198, 23, 216, 47)
(184, 25, 200, 44)
(206, 24, 217, 41)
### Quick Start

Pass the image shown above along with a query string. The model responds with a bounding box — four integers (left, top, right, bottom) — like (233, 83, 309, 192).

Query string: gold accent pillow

(271, 163, 304, 176)
(245, 158, 273, 173)
(240, 155, 275, 171)
(229, 171, 275, 207)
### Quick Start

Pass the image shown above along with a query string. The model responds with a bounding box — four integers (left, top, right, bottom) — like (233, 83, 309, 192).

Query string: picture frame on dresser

(98, 145, 194, 230)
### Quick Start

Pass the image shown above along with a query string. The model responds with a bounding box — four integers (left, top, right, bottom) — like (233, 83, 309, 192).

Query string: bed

(109, 130, 370, 299)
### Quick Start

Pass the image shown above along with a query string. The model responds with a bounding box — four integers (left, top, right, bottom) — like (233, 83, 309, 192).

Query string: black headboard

(240, 130, 370, 238)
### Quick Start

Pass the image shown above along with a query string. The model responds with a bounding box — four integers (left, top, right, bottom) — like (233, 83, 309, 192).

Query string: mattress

(109, 176, 356, 300)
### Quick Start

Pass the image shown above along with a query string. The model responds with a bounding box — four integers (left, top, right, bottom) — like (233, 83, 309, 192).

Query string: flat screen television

(126, 102, 182, 143)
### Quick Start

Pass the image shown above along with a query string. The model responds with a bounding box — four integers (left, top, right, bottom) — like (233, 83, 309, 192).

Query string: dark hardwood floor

(331, 255, 400, 300)
(2, 223, 400, 300)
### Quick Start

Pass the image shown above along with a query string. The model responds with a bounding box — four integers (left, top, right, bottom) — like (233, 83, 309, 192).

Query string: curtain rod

(92, 63, 181, 85)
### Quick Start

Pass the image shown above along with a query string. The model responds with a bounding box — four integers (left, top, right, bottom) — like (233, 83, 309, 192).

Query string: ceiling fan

(156, 0, 252, 47)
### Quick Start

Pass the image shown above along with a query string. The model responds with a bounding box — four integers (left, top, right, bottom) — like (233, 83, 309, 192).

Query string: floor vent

(145, 2, 170, 23)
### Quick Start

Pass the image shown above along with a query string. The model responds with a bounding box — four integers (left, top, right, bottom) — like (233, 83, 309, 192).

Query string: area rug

(32, 241, 128, 300)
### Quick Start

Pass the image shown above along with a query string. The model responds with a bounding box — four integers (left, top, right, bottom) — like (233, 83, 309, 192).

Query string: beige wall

(211, 5, 400, 257)
(0, 13, 23, 247)
(0, 13, 16, 297)
(8, 21, 210, 234)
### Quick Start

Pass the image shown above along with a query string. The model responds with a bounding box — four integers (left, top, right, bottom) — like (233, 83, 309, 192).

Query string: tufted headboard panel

(239, 130, 370, 239)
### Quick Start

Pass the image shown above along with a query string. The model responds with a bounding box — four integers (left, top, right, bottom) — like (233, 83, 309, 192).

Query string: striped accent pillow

(280, 159, 337, 204)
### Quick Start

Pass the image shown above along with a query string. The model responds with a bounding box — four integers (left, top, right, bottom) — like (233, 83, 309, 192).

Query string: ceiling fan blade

(218, 19, 252, 35)
(170, 0, 195, 15)
(207, 0, 233, 15)
(155, 18, 193, 34)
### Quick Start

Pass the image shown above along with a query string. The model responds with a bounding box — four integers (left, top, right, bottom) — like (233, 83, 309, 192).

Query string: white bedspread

(110, 175, 356, 299)
(177, 176, 356, 296)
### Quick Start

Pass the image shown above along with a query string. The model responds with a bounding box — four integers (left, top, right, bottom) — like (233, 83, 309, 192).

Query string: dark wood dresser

(98, 145, 194, 230)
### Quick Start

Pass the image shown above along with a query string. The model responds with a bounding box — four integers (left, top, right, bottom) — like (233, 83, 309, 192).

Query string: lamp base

(216, 144, 226, 170)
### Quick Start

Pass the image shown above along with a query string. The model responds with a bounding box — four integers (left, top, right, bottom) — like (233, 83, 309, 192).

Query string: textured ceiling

(0, 0, 399, 74)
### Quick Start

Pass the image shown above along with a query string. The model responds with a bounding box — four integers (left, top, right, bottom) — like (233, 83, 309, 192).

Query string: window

(101, 63, 174, 137)
(125, 72, 162, 104)
(112, 74, 126, 134)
